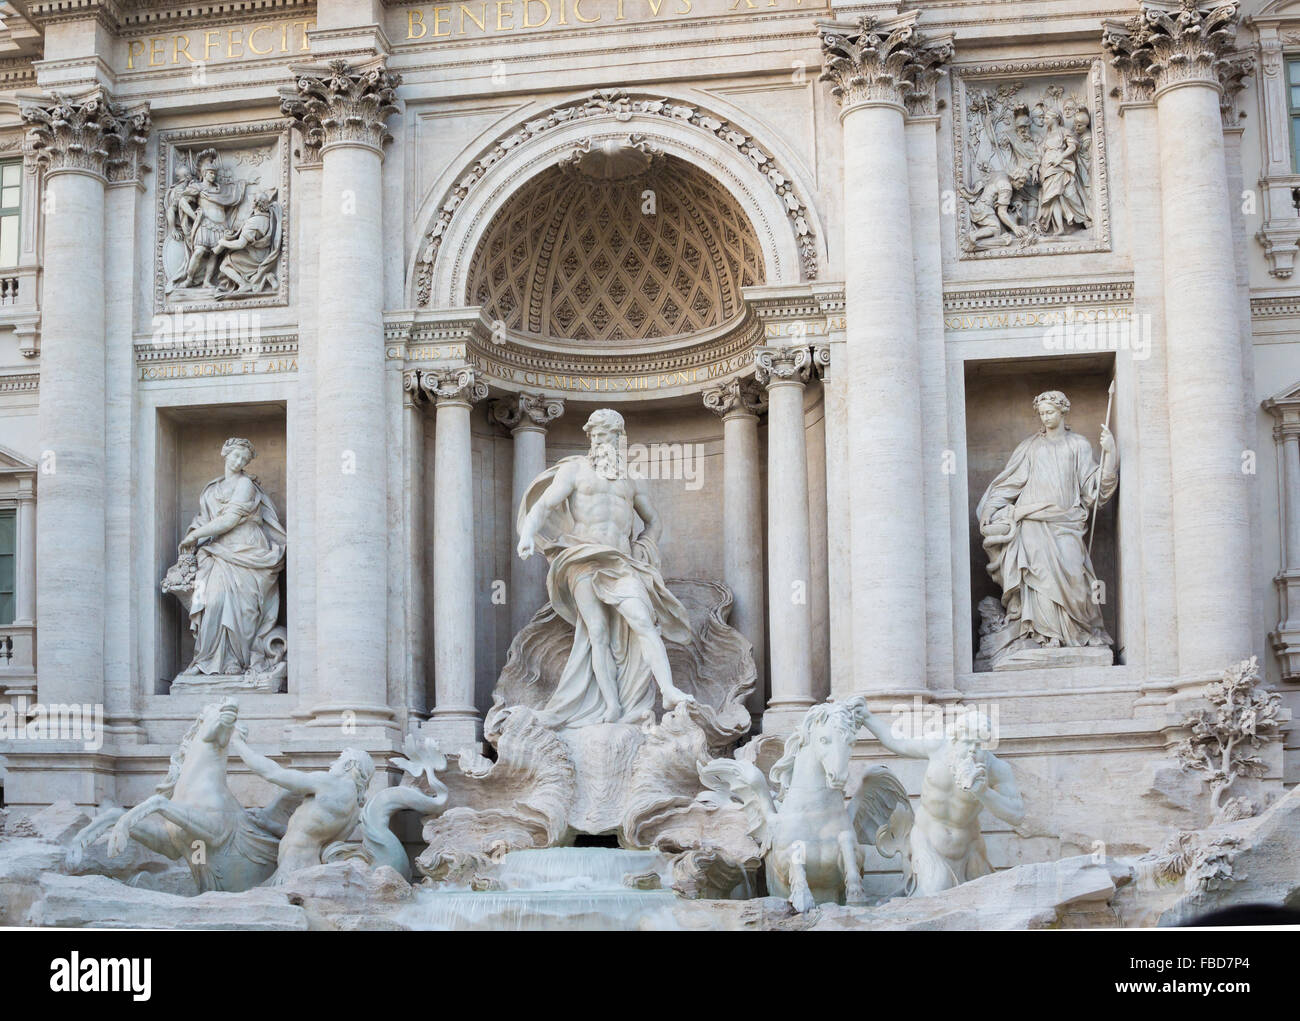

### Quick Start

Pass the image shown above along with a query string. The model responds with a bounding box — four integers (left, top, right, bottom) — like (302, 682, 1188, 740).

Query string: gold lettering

(204, 30, 222, 60)
(408, 9, 428, 38)
(676, 0, 691, 10)
(174, 34, 195, 62)
(728, 0, 756, 8)
(496, 0, 514, 29)
(149, 37, 165, 66)
(248, 24, 274, 54)
(523, 0, 550, 27)
(460, 2, 487, 29)
(293, 19, 312, 50)
(433, 6, 452, 34)
(616, 0, 625, 18)
(227, 28, 244, 58)
(126, 40, 145, 70)
(647, 0, 663, 13)
(557, 0, 567, 24)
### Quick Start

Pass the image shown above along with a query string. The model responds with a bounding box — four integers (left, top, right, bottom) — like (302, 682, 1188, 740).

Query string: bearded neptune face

(584, 409, 626, 480)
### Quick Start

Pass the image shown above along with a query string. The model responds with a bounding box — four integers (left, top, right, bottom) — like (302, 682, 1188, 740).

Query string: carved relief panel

(952, 59, 1111, 260)
(155, 121, 290, 313)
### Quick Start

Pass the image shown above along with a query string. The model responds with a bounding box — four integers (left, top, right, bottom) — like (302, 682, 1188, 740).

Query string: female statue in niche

(162, 437, 287, 691)
(975, 391, 1116, 670)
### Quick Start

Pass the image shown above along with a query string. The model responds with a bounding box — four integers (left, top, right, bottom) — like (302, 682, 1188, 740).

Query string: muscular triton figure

(856, 705, 1025, 895)
(517, 408, 695, 727)
(228, 734, 374, 883)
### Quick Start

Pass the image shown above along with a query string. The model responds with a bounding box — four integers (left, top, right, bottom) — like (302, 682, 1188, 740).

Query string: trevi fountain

(1, 0, 1299, 933)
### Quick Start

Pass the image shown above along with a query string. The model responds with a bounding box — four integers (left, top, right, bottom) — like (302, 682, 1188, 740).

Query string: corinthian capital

(280, 59, 401, 159)
(754, 346, 812, 387)
(818, 12, 954, 114)
(703, 377, 768, 418)
(421, 365, 489, 406)
(490, 392, 565, 431)
(1102, 1, 1243, 103)
(20, 89, 151, 181)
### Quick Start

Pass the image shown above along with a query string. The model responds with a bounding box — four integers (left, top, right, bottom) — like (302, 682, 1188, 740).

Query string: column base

(420, 707, 482, 752)
(0, 744, 119, 811)
(289, 701, 403, 745)
(761, 700, 817, 736)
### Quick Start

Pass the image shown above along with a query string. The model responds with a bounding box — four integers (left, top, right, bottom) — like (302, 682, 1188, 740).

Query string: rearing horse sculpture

(699, 697, 914, 912)
(69, 698, 296, 892)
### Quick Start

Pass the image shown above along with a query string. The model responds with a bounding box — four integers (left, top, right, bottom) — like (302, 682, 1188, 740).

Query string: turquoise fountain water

(399, 847, 686, 931)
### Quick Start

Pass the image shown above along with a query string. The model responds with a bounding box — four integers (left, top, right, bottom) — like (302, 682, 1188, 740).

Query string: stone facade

(0, 0, 1297, 884)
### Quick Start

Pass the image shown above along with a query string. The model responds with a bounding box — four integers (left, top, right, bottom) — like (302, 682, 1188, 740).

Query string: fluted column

(14, 476, 35, 627)
(21, 91, 148, 707)
(755, 346, 814, 733)
(282, 60, 400, 730)
(819, 14, 952, 695)
(703, 377, 768, 717)
(401, 370, 429, 716)
(491, 392, 565, 640)
(1105, 3, 1253, 676)
(1285, 433, 1300, 570)
(424, 366, 489, 747)
(1264, 393, 1300, 681)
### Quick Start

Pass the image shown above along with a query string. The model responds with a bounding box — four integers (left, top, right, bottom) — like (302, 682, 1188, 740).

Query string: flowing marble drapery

(977, 428, 1115, 649)
(518, 457, 692, 727)
(185, 473, 286, 676)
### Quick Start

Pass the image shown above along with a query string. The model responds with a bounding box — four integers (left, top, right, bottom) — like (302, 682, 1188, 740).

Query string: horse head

(196, 696, 240, 750)
(156, 697, 241, 798)
(771, 699, 863, 796)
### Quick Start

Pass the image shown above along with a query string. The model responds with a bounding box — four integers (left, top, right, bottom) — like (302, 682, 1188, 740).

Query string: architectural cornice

(116, 0, 315, 31)
(26, 0, 125, 30)
(943, 280, 1134, 313)
(1250, 294, 1300, 318)
(133, 331, 298, 364)
(0, 371, 39, 394)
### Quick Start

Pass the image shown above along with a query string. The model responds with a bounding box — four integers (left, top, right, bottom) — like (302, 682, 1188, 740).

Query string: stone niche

(962, 355, 1120, 670)
(153, 403, 288, 693)
(455, 396, 755, 712)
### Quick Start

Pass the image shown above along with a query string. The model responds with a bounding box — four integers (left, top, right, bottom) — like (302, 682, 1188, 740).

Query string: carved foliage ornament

(818, 14, 954, 114)
(413, 365, 489, 405)
(491, 391, 566, 429)
(753, 344, 811, 386)
(280, 59, 401, 158)
(702, 376, 767, 417)
(1102, 0, 1244, 103)
(416, 88, 818, 305)
(21, 91, 151, 181)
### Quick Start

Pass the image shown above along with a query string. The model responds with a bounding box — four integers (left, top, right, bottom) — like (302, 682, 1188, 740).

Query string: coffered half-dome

(466, 153, 765, 344)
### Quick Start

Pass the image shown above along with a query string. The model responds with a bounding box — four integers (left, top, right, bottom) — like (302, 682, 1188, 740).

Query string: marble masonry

(1, 0, 1299, 930)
